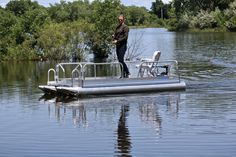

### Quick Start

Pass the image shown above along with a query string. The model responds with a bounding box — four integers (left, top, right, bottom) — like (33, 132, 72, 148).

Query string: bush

(176, 13, 192, 30)
(211, 8, 226, 28)
(224, 1, 236, 31)
(225, 16, 236, 31)
(193, 10, 217, 29)
(166, 18, 178, 31)
(37, 21, 90, 61)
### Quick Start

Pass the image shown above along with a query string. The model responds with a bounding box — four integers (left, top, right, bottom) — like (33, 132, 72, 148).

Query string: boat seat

(137, 51, 161, 77)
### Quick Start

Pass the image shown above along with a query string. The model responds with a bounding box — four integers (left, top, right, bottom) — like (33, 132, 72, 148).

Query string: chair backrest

(152, 51, 161, 61)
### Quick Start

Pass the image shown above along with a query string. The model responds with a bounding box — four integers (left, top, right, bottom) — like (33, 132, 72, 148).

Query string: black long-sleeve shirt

(114, 23, 129, 46)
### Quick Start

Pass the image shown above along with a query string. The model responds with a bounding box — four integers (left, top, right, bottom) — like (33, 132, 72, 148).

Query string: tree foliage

(224, 1, 236, 31)
(88, 0, 122, 59)
(0, 9, 17, 58)
(1, 0, 236, 61)
(6, 0, 40, 16)
(2, 0, 150, 61)
(37, 21, 90, 60)
(125, 6, 151, 25)
(171, 0, 236, 31)
(173, 0, 235, 18)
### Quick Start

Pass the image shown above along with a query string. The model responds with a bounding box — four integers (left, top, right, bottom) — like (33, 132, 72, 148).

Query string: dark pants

(116, 44, 129, 77)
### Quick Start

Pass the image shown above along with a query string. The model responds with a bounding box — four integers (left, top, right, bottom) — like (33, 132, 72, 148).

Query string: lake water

(1, 28, 236, 157)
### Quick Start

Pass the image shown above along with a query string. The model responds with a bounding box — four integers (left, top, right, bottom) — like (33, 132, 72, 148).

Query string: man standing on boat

(112, 14, 130, 78)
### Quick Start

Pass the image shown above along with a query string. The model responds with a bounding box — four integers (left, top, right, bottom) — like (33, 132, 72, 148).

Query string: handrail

(52, 62, 122, 81)
(47, 68, 56, 84)
(140, 60, 178, 65)
(46, 60, 181, 87)
(56, 62, 84, 83)
(71, 63, 83, 87)
(55, 64, 65, 83)
(71, 69, 82, 87)
(82, 62, 123, 80)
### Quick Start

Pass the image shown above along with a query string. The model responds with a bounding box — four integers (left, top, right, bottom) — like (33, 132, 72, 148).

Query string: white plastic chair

(137, 51, 161, 77)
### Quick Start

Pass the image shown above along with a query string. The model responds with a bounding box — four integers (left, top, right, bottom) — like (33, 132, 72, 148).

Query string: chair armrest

(141, 58, 153, 62)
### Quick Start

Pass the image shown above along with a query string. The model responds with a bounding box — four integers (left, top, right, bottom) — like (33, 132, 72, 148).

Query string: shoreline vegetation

(1, 0, 236, 61)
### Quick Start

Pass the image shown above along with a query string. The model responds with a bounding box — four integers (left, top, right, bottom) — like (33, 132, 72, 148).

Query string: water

(1, 28, 236, 157)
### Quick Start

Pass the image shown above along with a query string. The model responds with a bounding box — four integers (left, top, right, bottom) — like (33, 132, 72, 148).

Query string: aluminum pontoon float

(38, 60, 186, 97)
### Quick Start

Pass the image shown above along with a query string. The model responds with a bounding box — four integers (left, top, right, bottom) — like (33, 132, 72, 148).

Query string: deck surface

(50, 76, 180, 88)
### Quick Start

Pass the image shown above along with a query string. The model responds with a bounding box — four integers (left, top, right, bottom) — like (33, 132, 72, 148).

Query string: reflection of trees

(166, 95, 179, 119)
(139, 103, 162, 133)
(0, 61, 55, 98)
(138, 95, 180, 135)
(44, 94, 180, 156)
(45, 94, 180, 130)
(47, 101, 87, 127)
(116, 105, 132, 157)
(72, 105, 86, 126)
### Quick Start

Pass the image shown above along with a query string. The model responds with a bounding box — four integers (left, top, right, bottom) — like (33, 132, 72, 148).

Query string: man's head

(118, 14, 125, 24)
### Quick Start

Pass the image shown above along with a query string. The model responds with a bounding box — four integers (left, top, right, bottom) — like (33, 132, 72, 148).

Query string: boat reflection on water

(39, 93, 180, 156)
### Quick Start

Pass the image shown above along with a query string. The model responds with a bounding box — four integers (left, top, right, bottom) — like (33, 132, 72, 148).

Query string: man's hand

(112, 40, 117, 44)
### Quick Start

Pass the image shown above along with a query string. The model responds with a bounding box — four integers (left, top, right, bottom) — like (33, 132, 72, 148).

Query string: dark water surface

(1, 28, 236, 157)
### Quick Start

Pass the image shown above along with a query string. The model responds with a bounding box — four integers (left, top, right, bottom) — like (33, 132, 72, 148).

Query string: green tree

(88, 0, 122, 59)
(1, 1, 50, 60)
(151, 0, 164, 18)
(66, 0, 91, 22)
(48, 1, 70, 22)
(22, 7, 49, 35)
(0, 9, 18, 59)
(173, 0, 235, 18)
(37, 21, 91, 60)
(170, 0, 236, 31)
(48, 0, 92, 22)
(125, 6, 149, 25)
(6, 0, 40, 16)
(224, 1, 236, 31)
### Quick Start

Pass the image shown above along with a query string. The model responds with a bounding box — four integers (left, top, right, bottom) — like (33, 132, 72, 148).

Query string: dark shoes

(124, 72, 130, 78)
(119, 73, 130, 79)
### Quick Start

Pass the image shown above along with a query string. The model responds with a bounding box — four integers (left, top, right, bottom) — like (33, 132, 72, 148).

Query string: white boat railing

(47, 60, 180, 87)
(47, 62, 123, 86)
(73, 62, 123, 87)
(82, 62, 123, 79)
(47, 68, 56, 84)
(47, 62, 83, 85)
